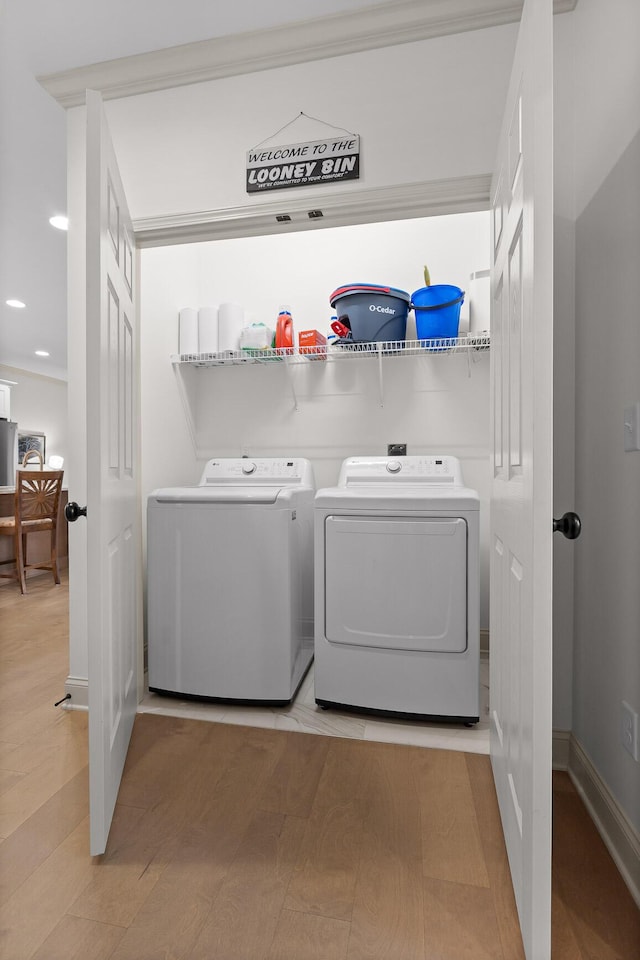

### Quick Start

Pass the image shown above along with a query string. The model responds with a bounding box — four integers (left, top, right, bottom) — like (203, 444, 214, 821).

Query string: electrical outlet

(621, 701, 639, 761)
(387, 443, 407, 456)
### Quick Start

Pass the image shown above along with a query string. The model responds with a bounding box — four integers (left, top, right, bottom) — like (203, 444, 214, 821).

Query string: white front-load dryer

(314, 455, 479, 723)
(147, 458, 315, 704)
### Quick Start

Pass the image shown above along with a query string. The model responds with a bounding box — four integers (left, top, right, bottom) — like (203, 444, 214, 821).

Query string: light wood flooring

(1, 573, 638, 960)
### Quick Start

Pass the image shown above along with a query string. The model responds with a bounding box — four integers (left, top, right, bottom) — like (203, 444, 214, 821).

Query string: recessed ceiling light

(6, 299, 26, 308)
(35, 350, 50, 357)
(49, 215, 69, 230)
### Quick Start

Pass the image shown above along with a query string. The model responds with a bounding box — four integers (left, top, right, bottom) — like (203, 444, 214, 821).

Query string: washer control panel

(200, 458, 314, 486)
(339, 455, 462, 486)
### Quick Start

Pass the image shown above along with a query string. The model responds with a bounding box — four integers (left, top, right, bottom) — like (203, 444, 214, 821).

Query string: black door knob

(553, 511, 581, 539)
(65, 502, 87, 523)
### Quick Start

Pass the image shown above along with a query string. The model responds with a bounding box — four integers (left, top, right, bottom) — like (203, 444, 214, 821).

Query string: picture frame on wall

(18, 431, 46, 465)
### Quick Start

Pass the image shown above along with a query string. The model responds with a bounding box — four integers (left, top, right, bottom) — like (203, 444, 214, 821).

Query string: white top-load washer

(314, 455, 480, 723)
(147, 458, 315, 704)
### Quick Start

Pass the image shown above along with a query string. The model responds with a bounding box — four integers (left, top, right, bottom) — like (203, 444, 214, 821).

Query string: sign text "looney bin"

(246, 136, 360, 193)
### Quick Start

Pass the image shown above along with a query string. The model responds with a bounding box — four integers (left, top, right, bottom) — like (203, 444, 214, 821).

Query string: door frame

(63, 170, 493, 713)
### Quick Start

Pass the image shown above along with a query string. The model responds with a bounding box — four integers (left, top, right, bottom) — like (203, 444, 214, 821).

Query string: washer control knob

(386, 460, 402, 474)
(242, 461, 257, 475)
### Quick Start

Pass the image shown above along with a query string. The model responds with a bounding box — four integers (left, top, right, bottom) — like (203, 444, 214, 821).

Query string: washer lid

(151, 486, 282, 504)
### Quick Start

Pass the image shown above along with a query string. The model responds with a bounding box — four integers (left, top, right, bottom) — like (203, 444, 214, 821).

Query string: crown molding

(132, 174, 492, 248)
(39, 0, 577, 108)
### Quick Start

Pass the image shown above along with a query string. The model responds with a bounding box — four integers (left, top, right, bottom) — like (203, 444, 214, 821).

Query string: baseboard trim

(552, 729, 571, 770)
(568, 734, 640, 908)
(63, 676, 88, 711)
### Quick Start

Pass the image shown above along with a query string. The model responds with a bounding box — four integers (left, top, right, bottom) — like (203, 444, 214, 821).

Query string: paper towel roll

(178, 307, 198, 355)
(218, 302, 245, 354)
(198, 306, 219, 355)
(468, 270, 491, 333)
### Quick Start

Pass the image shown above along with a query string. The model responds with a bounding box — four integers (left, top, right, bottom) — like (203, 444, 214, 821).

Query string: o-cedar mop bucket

(412, 284, 465, 342)
(329, 284, 410, 343)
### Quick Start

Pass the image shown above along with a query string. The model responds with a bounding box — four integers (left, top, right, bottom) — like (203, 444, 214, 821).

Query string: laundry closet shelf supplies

(170, 335, 490, 412)
(170, 333, 490, 367)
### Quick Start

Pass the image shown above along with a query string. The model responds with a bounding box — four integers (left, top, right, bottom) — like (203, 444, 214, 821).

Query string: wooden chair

(0, 469, 64, 594)
(21, 449, 44, 469)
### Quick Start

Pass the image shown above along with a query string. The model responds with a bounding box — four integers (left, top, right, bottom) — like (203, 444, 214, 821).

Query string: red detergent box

(298, 329, 327, 359)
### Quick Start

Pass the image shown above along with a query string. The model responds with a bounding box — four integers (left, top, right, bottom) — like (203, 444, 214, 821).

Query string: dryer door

(324, 516, 467, 653)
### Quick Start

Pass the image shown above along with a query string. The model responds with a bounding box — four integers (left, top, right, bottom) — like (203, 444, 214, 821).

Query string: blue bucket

(412, 284, 464, 341)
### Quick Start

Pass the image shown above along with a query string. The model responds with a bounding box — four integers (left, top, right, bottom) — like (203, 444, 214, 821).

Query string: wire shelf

(172, 334, 490, 367)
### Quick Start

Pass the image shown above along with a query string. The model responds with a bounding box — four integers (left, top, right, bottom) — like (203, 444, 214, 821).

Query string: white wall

(573, 130, 640, 832)
(141, 213, 492, 627)
(104, 24, 517, 219)
(570, 0, 640, 220)
(0, 363, 68, 467)
(0, 3, 67, 380)
(569, 0, 640, 833)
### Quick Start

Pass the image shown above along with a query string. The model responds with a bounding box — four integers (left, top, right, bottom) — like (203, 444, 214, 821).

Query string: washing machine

(314, 455, 479, 723)
(147, 458, 315, 704)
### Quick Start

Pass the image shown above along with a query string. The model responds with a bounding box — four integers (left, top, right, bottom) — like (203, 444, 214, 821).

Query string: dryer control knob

(386, 460, 402, 474)
(242, 461, 257, 474)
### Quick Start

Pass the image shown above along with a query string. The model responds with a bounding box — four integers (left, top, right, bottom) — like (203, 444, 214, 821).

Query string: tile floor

(139, 656, 490, 755)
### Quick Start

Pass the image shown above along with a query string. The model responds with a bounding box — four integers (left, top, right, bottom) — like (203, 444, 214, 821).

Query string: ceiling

(0, 0, 387, 382)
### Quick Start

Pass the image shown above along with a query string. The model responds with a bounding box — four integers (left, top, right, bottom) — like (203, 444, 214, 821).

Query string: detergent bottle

(275, 306, 294, 355)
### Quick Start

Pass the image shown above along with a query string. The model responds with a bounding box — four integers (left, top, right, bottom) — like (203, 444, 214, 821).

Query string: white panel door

(489, 0, 554, 957)
(86, 89, 141, 856)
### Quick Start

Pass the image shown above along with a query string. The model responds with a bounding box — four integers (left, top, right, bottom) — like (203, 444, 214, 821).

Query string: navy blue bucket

(330, 284, 410, 342)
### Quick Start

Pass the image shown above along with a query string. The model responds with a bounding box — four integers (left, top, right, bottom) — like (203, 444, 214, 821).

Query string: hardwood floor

(1, 575, 638, 959)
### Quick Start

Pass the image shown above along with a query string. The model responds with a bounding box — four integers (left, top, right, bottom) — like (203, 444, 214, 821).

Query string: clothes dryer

(314, 456, 479, 723)
(147, 458, 315, 703)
